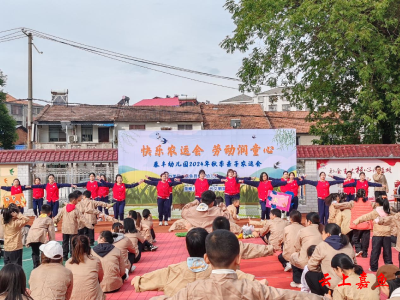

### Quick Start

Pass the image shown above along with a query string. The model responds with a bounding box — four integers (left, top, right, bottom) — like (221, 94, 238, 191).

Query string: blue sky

(0, 1, 251, 105)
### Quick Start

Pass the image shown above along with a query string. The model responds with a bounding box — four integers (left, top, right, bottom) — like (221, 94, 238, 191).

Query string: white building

(33, 105, 203, 150)
(253, 87, 308, 112)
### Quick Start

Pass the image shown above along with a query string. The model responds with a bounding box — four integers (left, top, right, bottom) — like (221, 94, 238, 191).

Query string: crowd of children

(2, 167, 400, 299)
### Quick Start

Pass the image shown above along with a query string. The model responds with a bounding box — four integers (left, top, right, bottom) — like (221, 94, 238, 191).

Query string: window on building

(269, 96, 278, 103)
(178, 124, 193, 130)
(268, 105, 277, 111)
(33, 107, 42, 115)
(129, 124, 146, 130)
(49, 126, 66, 142)
(161, 127, 172, 130)
(258, 97, 264, 103)
(81, 126, 93, 142)
(11, 105, 23, 116)
(296, 136, 300, 145)
(16, 121, 23, 125)
(282, 104, 291, 111)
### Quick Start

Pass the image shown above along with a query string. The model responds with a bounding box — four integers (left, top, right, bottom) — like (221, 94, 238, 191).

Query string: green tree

(0, 70, 17, 149)
(221, 0, 400, 144)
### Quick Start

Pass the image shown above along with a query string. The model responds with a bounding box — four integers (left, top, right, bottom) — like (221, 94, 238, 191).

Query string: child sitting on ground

(141, 209, 156, 244)
(133, 227, 259, 297)
(181, 191, 231, 233)
(212, 216, 274, 260)
(26, 204, 55, 268)
(150, 230, 324, 300)
(254, 208, 288, 252)
(227, 199, 240, 222)
(300, 245, 316, 293)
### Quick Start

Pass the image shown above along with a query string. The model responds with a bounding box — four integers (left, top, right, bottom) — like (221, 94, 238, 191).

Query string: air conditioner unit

(68, 135, 78, 143)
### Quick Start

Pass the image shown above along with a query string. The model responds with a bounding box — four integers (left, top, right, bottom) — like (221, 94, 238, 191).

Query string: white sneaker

(164, 221, 168, 226)
(356, 251, 363, 257)
(124, 269, 129, 281)
(168, 217, 171, 221)
(97, 217, 102, 222)
(159, 221, 163, 226)
(54, 226, 58, 232)
(130, 265, 136, 272)
(290, 282, 302, 288)
(153, 239, 157, 243)
(284, 263, 292, 272)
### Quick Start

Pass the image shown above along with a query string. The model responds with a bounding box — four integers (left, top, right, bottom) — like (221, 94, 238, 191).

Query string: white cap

(39, 241, 63, 259)
(196, 203, 209, 212)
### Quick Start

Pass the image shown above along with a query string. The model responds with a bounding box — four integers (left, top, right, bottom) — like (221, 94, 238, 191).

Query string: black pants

(278, 253, 289, 268)
(62, 234, 76, 260)
(79, 227, 95, 245)
(375, 191, 387, 199)
(292, 265, 303, 284)
(151, 229, 156, 240)
(352, 229, 370, 256)
(134, 241, 143, 263)
(289, 196, 299, 213)
(4, 249, 23, 266)
(305, 271, 331, 296)
(260, 232, 271, 245)
(370, 236, 392, 271)
(346, 230, 353, 246)
(30, 242, 42, 268)
(128, 252, 136, 268)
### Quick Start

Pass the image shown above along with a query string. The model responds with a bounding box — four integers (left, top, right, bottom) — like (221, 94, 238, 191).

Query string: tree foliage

(221, 0, 400, 144)
(0, 70, 17, 149)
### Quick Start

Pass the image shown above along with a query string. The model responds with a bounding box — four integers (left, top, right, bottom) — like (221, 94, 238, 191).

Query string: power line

(0, 27, 22, 34)
(24, 28, 241, 82)
(0, 30, 24, 39)
(0, 36, 26, 44)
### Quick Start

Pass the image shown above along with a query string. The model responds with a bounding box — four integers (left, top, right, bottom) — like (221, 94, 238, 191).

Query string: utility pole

(27, 32, 33, 149)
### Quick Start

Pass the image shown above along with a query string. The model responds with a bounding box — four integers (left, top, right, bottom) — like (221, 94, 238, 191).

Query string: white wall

(298, 134, 319, 145)
(115, 122, 203, 132)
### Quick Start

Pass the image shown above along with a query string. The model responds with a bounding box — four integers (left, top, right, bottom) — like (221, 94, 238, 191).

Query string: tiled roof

(133, 97, 180, 106)
(116, 106, 203, 122)
(219, 94, 253, 103)
(0, 149, 117, 163)
(265, 111, 314, 134)
(6, 94, 43, 106)
(34, 105, 119, 122)
(200, 103, 271, 129)
(34, 105, 202, 123)
(297, 145, 400, 159)
(0, 145, 399, 163)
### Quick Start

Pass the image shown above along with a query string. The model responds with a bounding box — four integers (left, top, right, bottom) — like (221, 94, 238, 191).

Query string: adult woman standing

(143, 173, 182, 226)
(100, 174, 143, 221)
(330, 171, 356, 201)
(65, 235, 105, 300)
(342, 171, 384, 199)
(175, 170, 222, 201)
(239, 172, 287, 220)
(301, 173, 344, 224)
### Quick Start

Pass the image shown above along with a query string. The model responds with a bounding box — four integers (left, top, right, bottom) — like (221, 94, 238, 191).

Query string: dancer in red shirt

(97, 174, 111, 215)
(146, 172, 184, 221)
(143, 172, 182, 226)
(301, 173, 344, 224)
(342, 172, 384, 198)
(1, 178, 31, 214)
(330, 171, 356, 201)
(174, 170, 222, 201)
(239, 172, 288, 220)
(100, 174, 142, 221)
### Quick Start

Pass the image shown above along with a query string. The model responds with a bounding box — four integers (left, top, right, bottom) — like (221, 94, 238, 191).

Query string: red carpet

(54, 231, 398, 299)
